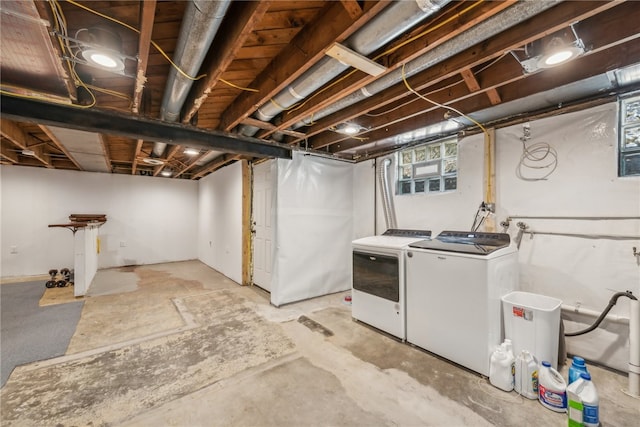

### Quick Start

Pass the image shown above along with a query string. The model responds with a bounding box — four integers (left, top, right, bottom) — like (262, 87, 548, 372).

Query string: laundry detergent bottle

(568, 356, 589, 385)
(567, 372, 599, 427)
(490, 340, 515, 392)
(538, 361, 567, 412)
(515, 349, 538, 399)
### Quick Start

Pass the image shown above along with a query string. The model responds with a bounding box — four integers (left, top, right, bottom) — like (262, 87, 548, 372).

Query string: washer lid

(353, 229, 431, 249)
(408, 231, 512, 255)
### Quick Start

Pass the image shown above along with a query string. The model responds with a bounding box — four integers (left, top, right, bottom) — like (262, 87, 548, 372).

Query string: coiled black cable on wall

(565, 291, 637, 337)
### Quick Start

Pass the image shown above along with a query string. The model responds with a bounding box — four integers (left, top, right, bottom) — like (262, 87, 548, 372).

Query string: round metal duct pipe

(238, 0, 452, 137)
(154, 0, 232, 157)
(291, 0, 559, 130)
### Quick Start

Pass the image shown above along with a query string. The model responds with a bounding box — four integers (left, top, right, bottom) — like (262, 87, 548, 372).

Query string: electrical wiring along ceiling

(0, 1, 639, 179)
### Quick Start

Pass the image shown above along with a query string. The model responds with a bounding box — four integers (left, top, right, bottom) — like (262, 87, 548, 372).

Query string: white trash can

(502, 291, 563, 369)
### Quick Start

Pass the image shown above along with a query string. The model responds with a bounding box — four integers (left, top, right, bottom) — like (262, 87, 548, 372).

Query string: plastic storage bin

(502, 291, 563, 369)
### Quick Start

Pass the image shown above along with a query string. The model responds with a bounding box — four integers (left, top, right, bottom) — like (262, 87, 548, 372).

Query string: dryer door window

(353, 251, 399, 302)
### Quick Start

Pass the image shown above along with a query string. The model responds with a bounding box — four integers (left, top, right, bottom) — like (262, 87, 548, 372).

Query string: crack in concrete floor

(1, 261, 638, 427)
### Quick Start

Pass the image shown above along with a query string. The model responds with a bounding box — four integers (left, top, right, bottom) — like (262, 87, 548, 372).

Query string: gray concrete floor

(1, 260, 638, 426)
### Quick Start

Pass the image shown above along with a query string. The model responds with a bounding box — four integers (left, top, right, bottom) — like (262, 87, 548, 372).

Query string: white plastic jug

(567, 372, 599, 427)
(489, 341, 514, 392)
(538, 360, 567, 412)
(515, 349, 538, 399)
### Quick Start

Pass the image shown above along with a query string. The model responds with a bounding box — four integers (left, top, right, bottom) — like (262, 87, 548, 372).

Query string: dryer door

(353, 251, 399, 302)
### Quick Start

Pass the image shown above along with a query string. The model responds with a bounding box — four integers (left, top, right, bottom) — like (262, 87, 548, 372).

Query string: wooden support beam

(272, 0, 515, 140)
(242, 160, 252, 286)
(460, 68, 481, 92)
(329, 35, 640, 154)
(339, 0, 363, 20)
(174, 151, 210, 179)
(219, 1, 391, 131)
(483, 128, 496, 232)
(461, 68, 501, 105)
(182, 1, 272, 123)
(131, 139, 144, 175)
(192, 154, 242, 179)
(310, 0, 628, 149)
(0, 144, 19, 163)
(241, 117, 307, 139)
(131, 0, 156, 115)
(0, 119, 51, 167)
(486, 88, 502, 105)
(154, 145, 181, 177)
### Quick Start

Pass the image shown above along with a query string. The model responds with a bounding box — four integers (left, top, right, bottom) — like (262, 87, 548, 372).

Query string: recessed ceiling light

(80, 27, 126, 72)
(343, 125, 360, 135)
(536, 39, 585, 69)
(142, 157, 164, 166)
(335, 123, 365, 135)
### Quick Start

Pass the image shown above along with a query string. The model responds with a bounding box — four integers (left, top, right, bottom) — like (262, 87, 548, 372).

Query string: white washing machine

(352, 229, 431, 340)
(405, 231, 518, 376)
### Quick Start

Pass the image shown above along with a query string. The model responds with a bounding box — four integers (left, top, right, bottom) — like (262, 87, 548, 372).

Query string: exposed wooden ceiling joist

(219, 0, 391, 131)
(307, 0, 629, 150)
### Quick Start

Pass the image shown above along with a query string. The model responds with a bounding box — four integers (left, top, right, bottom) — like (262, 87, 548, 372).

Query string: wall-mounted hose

(565, 291, 637, 337)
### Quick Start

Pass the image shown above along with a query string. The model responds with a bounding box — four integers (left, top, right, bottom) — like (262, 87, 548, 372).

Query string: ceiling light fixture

(21, 149, 35, 157)
(161, 169, 173, 177)
(325, 43, 387, 77)
(334, 123, 366, 136)
(142, 157, 164, 166)
(79, 27, 126, 72)
(183, 148, 200, 156)
(515, 24, 585, 74)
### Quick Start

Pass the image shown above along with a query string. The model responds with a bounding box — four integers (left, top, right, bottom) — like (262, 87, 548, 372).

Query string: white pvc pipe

(629, 298, 639, 397)
(561, 304, 629, 325)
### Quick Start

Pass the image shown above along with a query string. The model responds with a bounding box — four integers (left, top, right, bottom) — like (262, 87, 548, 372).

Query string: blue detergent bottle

(568, 356, 589, 385)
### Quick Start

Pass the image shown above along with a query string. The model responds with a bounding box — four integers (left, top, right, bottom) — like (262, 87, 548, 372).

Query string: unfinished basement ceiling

(1, 1, 639, 179)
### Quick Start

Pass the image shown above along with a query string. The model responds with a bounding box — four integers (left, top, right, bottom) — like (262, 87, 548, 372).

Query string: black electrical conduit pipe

(565, 291, 637, 337)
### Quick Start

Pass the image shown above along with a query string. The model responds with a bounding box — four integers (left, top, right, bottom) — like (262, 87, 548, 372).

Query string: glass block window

(397, 138, 458, 195)
(620, 95, 640, 176)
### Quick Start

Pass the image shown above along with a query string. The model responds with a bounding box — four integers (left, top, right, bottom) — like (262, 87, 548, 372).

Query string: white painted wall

(1, 166, 199, 278)
(378, 132, 485, 233)
(197, 161, 243, 284)
(352, 159, 375, 239)
(496, 103, 639, 371)
(381, 102, 640, 371)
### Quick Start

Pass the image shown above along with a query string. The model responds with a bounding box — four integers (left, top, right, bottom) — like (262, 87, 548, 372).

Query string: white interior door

(252, 160, 273, 291)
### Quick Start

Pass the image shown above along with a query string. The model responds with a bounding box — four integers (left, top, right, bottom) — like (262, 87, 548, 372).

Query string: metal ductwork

(238, 0, 452, 137)
(153, 0, 231, 157)
(379, 157, 398, 230)
(292, 0, 559, 131)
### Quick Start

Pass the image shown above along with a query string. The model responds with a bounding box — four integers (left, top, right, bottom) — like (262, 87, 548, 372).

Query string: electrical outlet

(10, 246, 18, 254)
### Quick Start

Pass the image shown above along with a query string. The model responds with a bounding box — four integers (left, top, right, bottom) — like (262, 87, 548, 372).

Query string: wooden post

(241, 160, 253, 286)
(483, 128, 496, 232)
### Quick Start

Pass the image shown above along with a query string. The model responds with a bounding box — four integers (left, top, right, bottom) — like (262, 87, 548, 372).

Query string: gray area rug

(1, 281, 84, 387)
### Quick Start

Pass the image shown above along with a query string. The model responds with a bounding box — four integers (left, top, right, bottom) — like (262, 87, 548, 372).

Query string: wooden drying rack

(48, 214, 107, 234)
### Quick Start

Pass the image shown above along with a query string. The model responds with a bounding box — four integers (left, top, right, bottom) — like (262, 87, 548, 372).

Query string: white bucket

(502, 291, 562, 368)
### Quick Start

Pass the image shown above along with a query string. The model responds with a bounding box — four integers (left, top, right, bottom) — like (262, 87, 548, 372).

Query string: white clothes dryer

(352, 229, 431, 340)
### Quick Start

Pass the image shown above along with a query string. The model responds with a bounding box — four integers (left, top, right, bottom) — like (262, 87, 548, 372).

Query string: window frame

(619, 94, 640, 177)
(396, 137, 458, 195)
